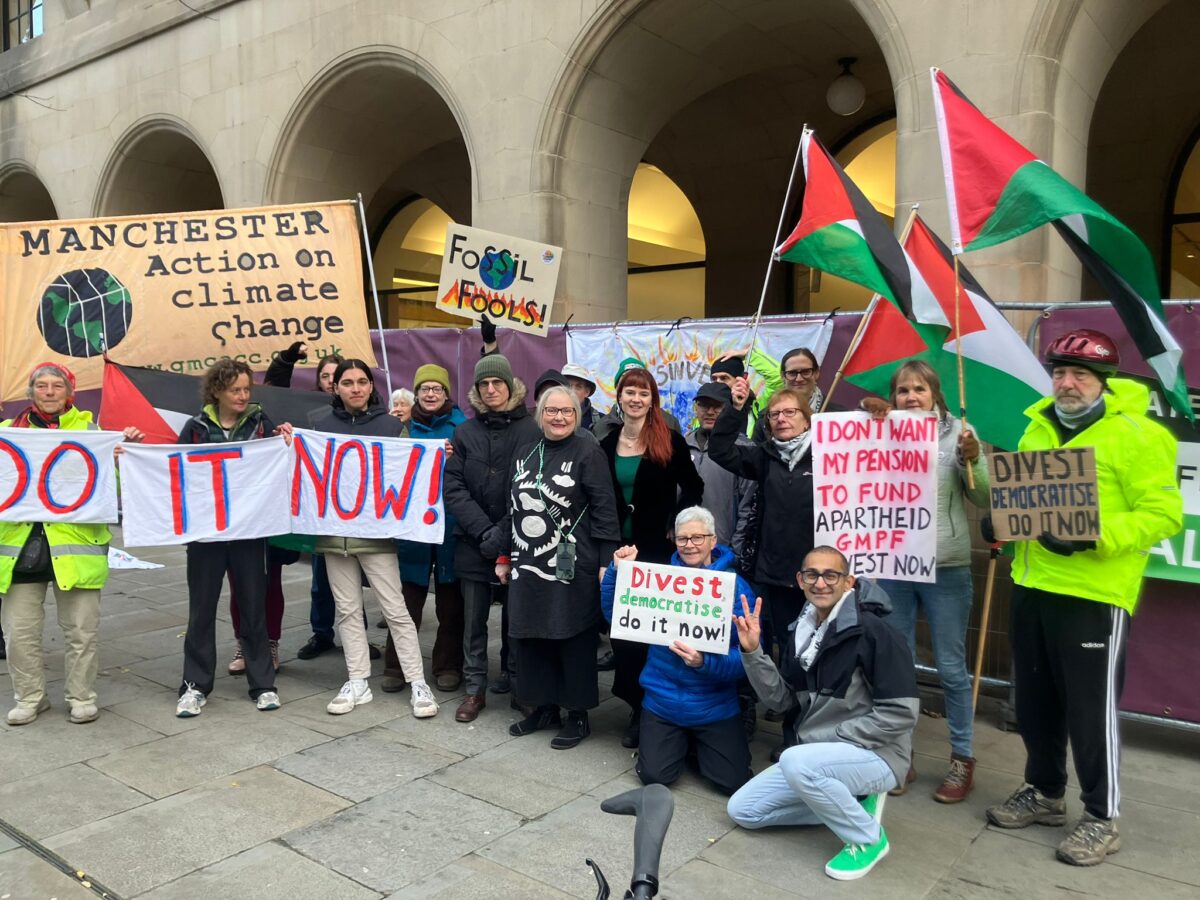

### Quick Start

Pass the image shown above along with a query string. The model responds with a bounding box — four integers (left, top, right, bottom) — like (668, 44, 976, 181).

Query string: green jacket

(0, 406, 111, 593)
(1013, 379, 1181, 614)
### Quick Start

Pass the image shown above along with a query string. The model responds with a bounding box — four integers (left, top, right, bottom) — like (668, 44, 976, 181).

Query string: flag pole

(971, 544, 1000, 711)
(356, 193, 393, 398)
(953, 253, 975, 489)
(821, 203, 921, 412)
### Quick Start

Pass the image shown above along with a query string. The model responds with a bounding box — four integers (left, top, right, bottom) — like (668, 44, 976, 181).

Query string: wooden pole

(971, 547, 999, 712)
(953, 253, 975, 490)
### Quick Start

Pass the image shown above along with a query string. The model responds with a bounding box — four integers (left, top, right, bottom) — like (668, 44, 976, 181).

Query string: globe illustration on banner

(36, 268, 134, 357)
(479, 248, 517, 291)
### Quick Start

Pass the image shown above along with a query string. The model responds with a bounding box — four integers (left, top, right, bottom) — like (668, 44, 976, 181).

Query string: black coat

(310, 400, 405, 438)
(443, 379, 542, 581)
(600, 427, 704, 564)
(709, 403, 813, 587)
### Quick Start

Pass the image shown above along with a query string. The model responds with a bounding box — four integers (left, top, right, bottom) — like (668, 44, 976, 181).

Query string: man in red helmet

(984, 329, 1181, 867)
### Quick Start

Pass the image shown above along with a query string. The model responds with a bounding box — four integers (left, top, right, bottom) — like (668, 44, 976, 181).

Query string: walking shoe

(69, 702, 99, 724)
(411, 683, 439, 718)
(435, 672, 462, 692)
(509, 705, 561, 736)
(269, 640, 281, 672)
(621, 709, 641, 749)
(455, 693, 486, 722)
(934, 755, 975, 804)
(297, 633, 335, 660)
(7, 696, 51, 726)
(176, 685, 206, 718)
(256, 691, 281, 711)
(825, 828, 890, 880)
(1057, 812, 1120, 866)
(489, 671, 512, 694)
(380, 674, 407, 693)
(327, 679, 372, 715)
(889, 764, 918, 797)
(227, 642, 246, 675)
(986, 785, 1067, 829)
(550, 710, 591, 750)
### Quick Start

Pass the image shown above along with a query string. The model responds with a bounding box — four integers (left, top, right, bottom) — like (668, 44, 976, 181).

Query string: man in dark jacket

(686, 382, 755, 557)
(443, 354, 541, 723)
(727, 546, 919, 881)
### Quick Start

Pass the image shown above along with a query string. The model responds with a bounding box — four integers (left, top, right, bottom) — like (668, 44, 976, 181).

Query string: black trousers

(181, 539, 274, 699)
(636, 709, 752, 797)
(1010, 585, 1129, 819)
(513, 627, 599, 711)
(611, 637, 648, 711)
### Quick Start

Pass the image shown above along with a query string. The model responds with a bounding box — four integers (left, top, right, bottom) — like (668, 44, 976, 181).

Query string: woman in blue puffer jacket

(601, 506, 753, 796)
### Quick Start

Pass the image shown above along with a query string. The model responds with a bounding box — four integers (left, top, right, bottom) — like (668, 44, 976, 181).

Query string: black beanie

(709, 357, 745, 378)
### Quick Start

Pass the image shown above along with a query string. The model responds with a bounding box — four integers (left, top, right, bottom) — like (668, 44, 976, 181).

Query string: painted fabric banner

(0, 429, 122, 523)
(567, 318, 835, 426)
(119, 436, 292, 546)
(0, 201, 376, 400)
(290, 430, 446, 543)
(811, 411, 939, 583)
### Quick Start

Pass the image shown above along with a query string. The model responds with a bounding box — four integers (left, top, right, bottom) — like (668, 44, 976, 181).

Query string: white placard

(812, 410, 939, 582)
(0, 428, 122, 523)
(434, 223, 562, 337)
(609, 559, 735, 655)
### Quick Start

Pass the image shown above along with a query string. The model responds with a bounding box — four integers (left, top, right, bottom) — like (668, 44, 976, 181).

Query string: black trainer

(621, 709, 641, 749)
(296, 634, 335, 660)
(509, 705, 561, 736)
(550, 711, 591, 750)
(489, 671, 512, 694)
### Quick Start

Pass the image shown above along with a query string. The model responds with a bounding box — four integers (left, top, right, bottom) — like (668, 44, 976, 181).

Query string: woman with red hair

(600, 363, 704, 747)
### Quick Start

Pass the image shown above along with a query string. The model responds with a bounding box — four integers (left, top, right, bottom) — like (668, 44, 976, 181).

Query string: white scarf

(793, 589, 852, 670)
(773, 431, 812, 471)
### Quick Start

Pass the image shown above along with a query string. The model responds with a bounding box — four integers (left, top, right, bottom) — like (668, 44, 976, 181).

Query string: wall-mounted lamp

(826, 57, 865, 117)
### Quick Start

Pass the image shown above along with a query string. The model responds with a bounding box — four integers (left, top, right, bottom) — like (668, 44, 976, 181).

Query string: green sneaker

(860, 792, 887, 824)
(825, 828, 890, 881)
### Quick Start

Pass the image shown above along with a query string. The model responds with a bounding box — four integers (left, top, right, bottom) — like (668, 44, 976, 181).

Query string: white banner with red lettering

(0, 428, 122, 523)
(811, 410, 939, 583)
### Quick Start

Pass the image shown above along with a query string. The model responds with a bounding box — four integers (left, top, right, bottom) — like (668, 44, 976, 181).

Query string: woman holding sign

(862, 360, 989, 803)
(495, 385, 621, 750)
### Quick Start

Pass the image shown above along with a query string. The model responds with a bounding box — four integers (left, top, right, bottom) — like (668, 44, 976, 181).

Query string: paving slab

(0, 762, 150, 839)
(0, 706, 161, 785)
(386, 853, 572, 899)
(89, 714, 330, 798)
(282, 778, 522, 894)
(139, 840, 381, 900)
(381, 697, 523, 758)
(45, 766, 350, 897)
(276, 688, 406, 738)
(659, 858, 802, 899)
(0, 847, 97, 899)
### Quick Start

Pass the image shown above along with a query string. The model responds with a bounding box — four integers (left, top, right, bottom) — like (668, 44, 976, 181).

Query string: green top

(614, 453, 641, 541)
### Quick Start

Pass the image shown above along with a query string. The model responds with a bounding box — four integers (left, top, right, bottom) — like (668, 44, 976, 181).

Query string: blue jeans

(878, 566, 974, 758)
(727, 743, 896, 846)
(310, 554, 335, 640)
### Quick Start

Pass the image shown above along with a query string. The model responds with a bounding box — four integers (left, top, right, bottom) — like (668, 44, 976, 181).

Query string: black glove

(478, 524, 503, 559)
(280, 341, 308, 364)
(980, 515, 996, 544)
(480, 314, 497, 345)
(1037, 531, 1096, 556)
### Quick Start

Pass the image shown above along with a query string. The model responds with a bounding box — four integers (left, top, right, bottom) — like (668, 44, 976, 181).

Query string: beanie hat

(474, 353, 515, 394)
(709, 356, 744, 378)
(413, 363, 451, 394)
(534, 368, 567, 399)
(613, 356, 645, 384)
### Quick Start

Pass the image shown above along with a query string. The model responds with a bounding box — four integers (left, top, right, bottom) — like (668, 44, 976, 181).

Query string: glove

(480, 314, 497, 345)
(281, 341, 308, 364)
(478, 524, 504, 559)
(1037, 531, 1096, 556)
(980, 515, 996, 544)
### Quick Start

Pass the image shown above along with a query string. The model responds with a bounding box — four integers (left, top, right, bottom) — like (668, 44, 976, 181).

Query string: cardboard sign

(988, 447, 1100, 541)
(0, 429, 122, 523)
(812, 411, 939, 582)
(609, 559, 734, 655)
(435, 224, 561, 337)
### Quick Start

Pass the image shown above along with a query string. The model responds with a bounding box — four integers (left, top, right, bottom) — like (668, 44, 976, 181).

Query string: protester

(561, 363, 599, 432)
(495, 385, 621, 749)
(600, 365, 704, 748)
(600, 507, 752, 794)
(443, 354, 540, 723)
(686, 383, 755, 557)
(175, 359, 288, 717)
(389, 364, 467, 694)
(593, 358, 684, 440)
(533, 369, 568, 401)
(861, 360, 989, 802)
(983, 329, 1181, 866)
(727, 546, 919, 881)
(312, 360, 438, 719)
(748, 347, 826, 441)
(0, 363, 142, 725)
(389, 388, 414, 425)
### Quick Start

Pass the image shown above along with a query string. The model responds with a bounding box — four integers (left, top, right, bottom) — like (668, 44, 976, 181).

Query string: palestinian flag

(931, 67, 1192, 423)
(100, 362, 329, 443)
(775, 128, 949, 334)
(843, 215, 1050, 450)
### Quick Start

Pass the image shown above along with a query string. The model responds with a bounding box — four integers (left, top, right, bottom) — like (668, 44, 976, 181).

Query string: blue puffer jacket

(398, 404, 467, 585)
(601, 544, 751, 728)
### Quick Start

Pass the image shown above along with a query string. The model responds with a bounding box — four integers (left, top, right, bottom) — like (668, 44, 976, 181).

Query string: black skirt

(513, 626, 599, 711)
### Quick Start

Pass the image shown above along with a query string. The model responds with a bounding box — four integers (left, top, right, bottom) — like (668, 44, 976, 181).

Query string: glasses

(784, 367, 816, 380)
(417, 385, 445, 395)
(767, 407, 803, 421)
(799, 569, 848, 585)
(674, 533, 714, 546)
(543, 407, 576, 418)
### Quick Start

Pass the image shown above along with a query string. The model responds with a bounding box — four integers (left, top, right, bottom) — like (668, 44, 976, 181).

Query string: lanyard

(522, 440, 589, 539)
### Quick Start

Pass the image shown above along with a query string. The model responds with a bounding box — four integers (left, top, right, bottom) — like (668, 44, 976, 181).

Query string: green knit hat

(474, 353, 514, 394)
(614, 356, 646, 384)
(413, 363, 451, 394)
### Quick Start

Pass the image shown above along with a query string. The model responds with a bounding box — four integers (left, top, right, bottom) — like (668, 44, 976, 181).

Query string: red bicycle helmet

(1044, 329, 1120, 375)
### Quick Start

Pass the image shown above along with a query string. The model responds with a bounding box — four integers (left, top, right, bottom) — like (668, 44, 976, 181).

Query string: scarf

(411, 397, 454, 427)
(8, 406, 63, 429)
(1054, 395, 1106, 431)
(793, 589, 852, 670)
(772, 431, 812, 470)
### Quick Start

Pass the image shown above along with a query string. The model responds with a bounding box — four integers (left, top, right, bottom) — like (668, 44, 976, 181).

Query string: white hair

(535, 384, 580, 434)
(675, 506, 716, 534)
(391, 388, 414, 406)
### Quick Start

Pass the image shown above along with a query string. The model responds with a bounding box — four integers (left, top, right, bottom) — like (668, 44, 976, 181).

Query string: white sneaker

(327, 679, 372, 715)
(69, 702, 100, 724)
(7, 696, 50, 726)
(256, 691, 281, 711)
(411, 682, 439, 718)
(176, 685, 206, 718)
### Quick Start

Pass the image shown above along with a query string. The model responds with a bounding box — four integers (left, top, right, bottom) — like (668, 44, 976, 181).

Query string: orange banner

(0, 201, 375, 400)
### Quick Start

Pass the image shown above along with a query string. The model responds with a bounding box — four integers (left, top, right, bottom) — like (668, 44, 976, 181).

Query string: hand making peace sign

(734, 594, 763, 652)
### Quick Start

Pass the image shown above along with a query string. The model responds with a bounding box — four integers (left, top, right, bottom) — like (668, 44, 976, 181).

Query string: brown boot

(933, 754, 975, 804)
(455, 693, 486, 723)
(889, 763, 917, 796)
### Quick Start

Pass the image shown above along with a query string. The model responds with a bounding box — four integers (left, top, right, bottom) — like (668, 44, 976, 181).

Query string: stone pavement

(2, 535, 1199, 899)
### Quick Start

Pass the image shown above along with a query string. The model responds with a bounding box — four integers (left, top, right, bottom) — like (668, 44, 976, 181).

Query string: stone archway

(0, 161, 58, 222)
(93, 118, 224, 216)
